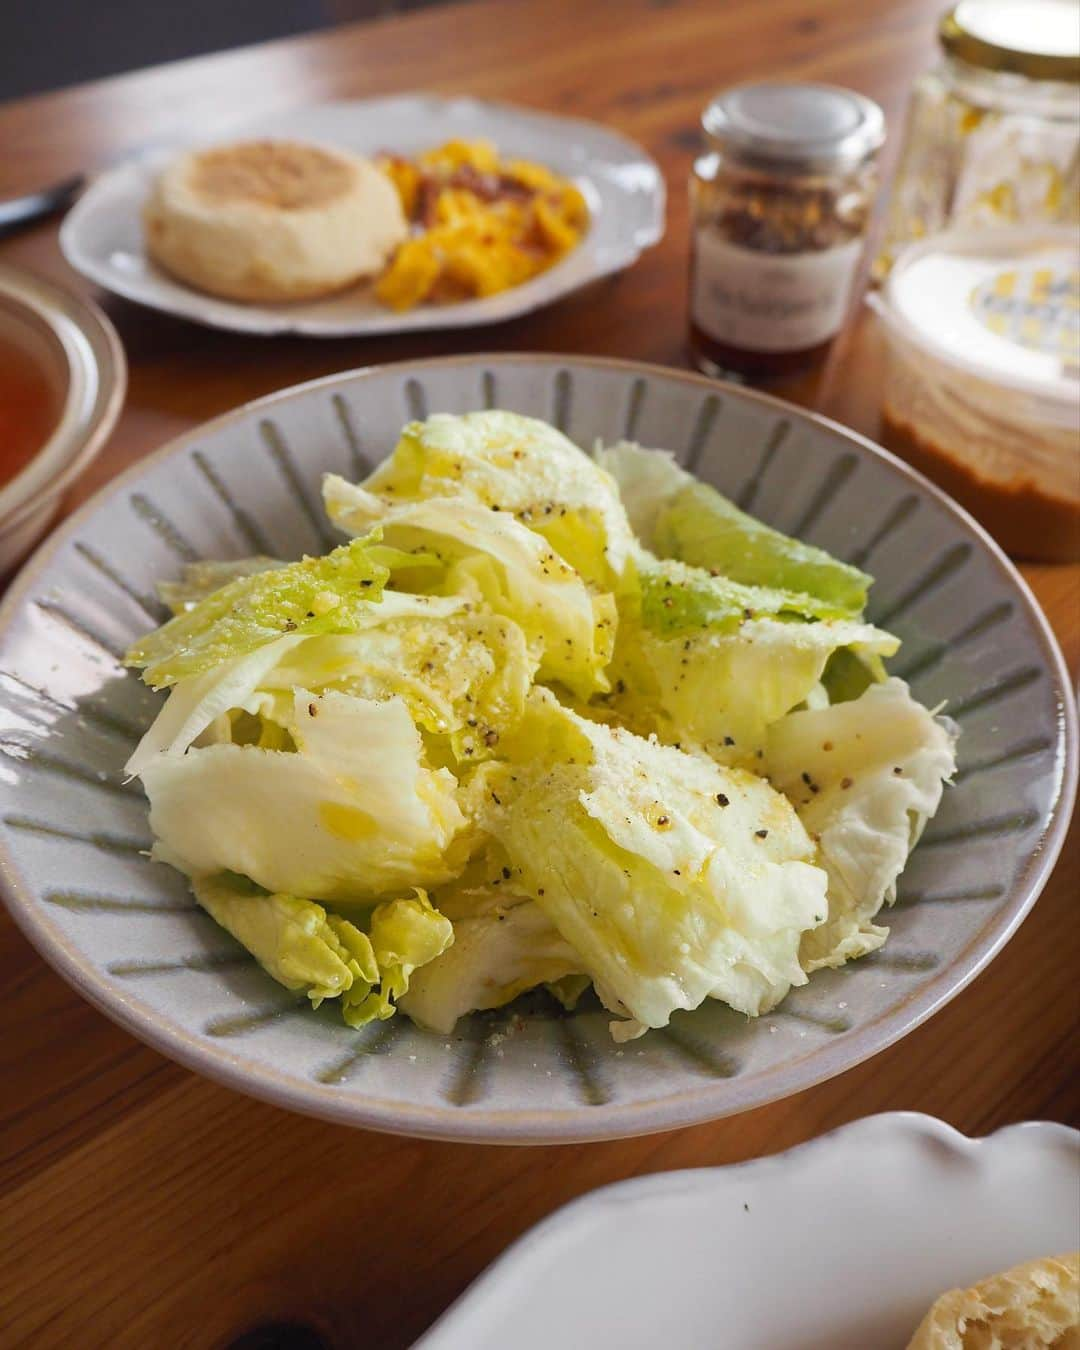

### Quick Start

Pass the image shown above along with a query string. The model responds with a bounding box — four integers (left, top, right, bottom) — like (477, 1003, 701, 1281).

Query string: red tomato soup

(0, 336, 61, 487)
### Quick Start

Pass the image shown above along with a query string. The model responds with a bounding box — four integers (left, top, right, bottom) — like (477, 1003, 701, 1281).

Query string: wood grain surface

(0, 2, 1077, 1346)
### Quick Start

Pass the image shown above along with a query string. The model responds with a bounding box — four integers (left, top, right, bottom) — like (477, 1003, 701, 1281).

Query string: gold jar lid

(940, 0, 1080, 81)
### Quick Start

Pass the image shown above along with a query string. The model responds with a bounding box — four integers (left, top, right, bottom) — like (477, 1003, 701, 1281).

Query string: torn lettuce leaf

(127, 536, 391, 689)
(764, 677, 957, 971)
(143, 689, 467, 903)
(323, 479, 615, 700)
(614, 613, 899, 767)
(157, 556, 284, 614)
(127, 593, 536, 776)
(399, 881, 582, 1034)
(260, 609, 537, 764)
(637, 554, 846, 636)
(610, 556, 899, 765)
(598, 441, 871, 613)
(482, 690, 828, 1039)
(364, 410, 636, 589)
(126, 633, 307, 778)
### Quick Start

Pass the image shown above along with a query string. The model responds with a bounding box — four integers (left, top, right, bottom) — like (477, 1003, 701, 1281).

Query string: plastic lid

(701, 83, 885, 172)
(941, 1, 1080, 81)
(879, 227, 1079, 417)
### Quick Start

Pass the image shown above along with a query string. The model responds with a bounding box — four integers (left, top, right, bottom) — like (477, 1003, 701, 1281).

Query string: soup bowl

(0, 265, 125, 570)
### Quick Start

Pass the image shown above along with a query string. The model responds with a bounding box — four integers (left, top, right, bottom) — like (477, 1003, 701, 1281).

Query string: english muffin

(143, 140, 408, 303)
(907, 1253, 1079, 1350)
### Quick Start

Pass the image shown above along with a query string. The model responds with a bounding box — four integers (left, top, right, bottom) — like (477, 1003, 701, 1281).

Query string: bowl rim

(0, 352, 1074, 1143)
(0, 263, 126, 529)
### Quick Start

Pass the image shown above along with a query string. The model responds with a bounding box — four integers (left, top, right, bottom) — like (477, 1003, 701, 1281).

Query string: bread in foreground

(906, 1252, 1079, 1349)
(143, 140, 407, 303)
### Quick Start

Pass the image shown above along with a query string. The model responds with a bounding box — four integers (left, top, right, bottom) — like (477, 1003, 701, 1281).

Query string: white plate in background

(414, 1113, 1080, 1349)
(59, 96, 665, 337)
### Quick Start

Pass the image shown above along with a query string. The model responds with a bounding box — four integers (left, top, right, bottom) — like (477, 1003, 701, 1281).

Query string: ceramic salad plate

(0, 355, 1073, 1142)
(59, 96, 665, 337)
(413, 1113, 1080, 1349)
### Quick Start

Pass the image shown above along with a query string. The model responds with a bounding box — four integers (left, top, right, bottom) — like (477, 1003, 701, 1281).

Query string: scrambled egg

(374, 138, 588, 309)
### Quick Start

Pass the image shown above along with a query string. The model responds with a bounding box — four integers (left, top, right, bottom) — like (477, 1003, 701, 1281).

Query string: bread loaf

(143, 140, 407, 303)
(907, 1253, 1079, 1349)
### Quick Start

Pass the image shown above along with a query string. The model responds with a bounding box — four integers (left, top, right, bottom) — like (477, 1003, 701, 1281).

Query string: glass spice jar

(688, 83, 885, 381)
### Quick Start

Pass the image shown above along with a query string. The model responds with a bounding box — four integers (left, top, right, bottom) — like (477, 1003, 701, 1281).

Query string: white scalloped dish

(415, 1114, 1080, 1349)
(59, 97, 665, 337)
(0, 356, 1073, 1143)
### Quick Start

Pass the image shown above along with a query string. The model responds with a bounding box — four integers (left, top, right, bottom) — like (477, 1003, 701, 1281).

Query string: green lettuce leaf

(158, 557, 284, 614)
(344, 891, 455, 1025)
(638, 554, 844, 637)
(126, 592, 534, 775)
(598, 441, 871, 613)
(191, 874, 453, 1027)
(127, 536, 390, 689)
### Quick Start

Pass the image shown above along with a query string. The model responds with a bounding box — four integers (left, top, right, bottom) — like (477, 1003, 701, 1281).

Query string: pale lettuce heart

(364, 410, 636, 589)
(192, 872, 378, 1005)
(191, 874, 453, 1028)
(143, 689, 467, 903)
(764, 677, 957, 971)
(323, 480, 615, 700)
(484, 690, 828, 1039)
(615, 608, 899, 767)
(598, 440, 871, 613)
(343, 890, 455, 1026)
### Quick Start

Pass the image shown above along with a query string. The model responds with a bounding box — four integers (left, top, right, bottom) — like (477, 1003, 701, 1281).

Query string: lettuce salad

(125, 412, 956, 1041)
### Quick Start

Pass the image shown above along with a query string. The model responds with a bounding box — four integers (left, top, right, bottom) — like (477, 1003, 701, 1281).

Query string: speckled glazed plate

(0, 356, 1073, 1143)
(414, 1114, 1080, 1348)
(59, 96, 664, 337)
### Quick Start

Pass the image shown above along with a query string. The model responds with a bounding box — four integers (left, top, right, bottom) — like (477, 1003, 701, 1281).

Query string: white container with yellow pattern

(872, 225, 1079, 561)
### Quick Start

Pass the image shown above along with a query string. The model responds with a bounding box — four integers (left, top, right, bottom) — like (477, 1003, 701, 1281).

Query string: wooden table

(1, 2, 1077, 1345)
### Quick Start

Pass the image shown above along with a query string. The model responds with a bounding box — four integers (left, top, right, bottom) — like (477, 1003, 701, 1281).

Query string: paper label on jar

(691, 233, 863, 353)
